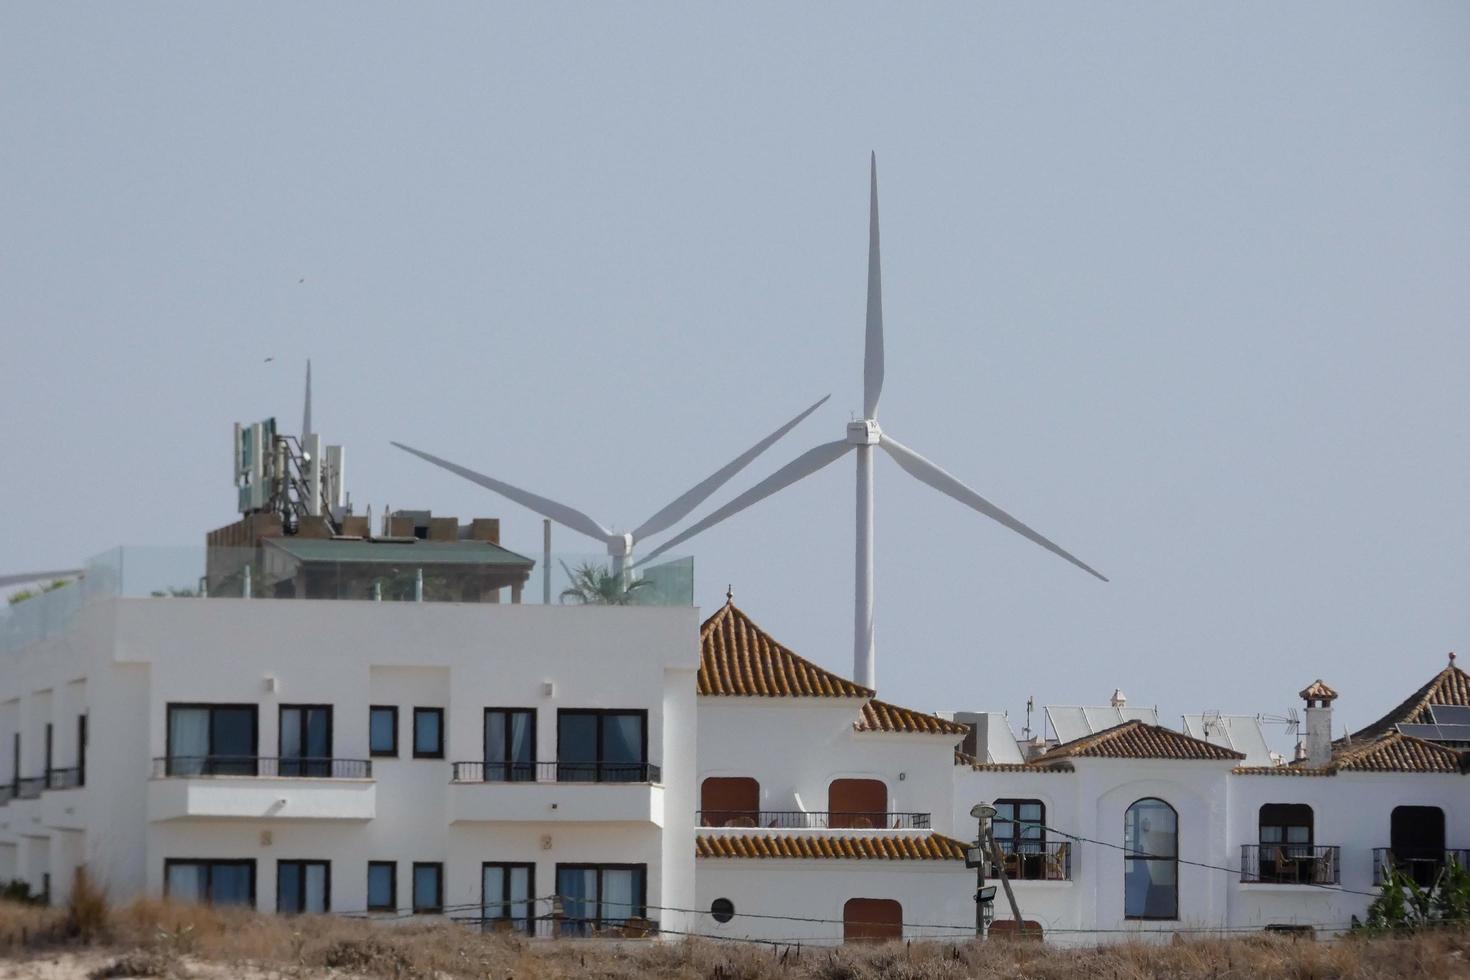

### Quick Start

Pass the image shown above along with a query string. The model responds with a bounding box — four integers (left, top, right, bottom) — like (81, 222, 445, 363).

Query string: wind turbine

(639, 153, 1106, 690)
(391, 395, 829, 577)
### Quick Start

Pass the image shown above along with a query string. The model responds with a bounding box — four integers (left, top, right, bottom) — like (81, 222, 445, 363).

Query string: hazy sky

(3, 3, 1468, 743)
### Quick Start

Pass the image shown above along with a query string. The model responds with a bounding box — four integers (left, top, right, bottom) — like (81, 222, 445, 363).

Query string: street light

(970, 802, 997, 937)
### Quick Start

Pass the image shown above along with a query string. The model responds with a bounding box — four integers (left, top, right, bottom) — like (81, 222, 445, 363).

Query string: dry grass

(0, 898, 1465, 979)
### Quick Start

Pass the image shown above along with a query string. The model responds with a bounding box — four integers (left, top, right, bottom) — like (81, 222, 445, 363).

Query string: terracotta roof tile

(1032, 720, 1245, 763)
(1349, 658, 1470, 743)
(855, 700, 969, 736)
(953, 749, 1074, 772)
(1231, 766, 1335, 777)
(695, 833, 967, 861)
(1299, 679, 1339, 702)
(698, 601, 872, 698)
(1331, 732, 1464, 774)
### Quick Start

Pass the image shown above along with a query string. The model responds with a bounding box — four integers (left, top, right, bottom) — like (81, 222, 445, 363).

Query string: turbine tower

(639, 153, 1106, 690)
(391, 395, 829, 576)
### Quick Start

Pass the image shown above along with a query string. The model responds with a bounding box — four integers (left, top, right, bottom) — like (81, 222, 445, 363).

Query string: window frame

(77, 714, 87, 788)
(555, 708, 649, 781)
(481, 861, 536, 934)
(993, 798, 1047, 850)
(163, 858, 257, 907)
(165, 702, 260, 775)
(411, 861, 444, 914)
(369, 706, 399, 758)
(483, 708, 537, 782)
(554, 862, 647, 934)
(412, 708, 445, 760)
(275, 859, 331, 915)
(278, 704, 334, 777)
(1123, 797, 1179, 921)
(366, 861, 397, 913)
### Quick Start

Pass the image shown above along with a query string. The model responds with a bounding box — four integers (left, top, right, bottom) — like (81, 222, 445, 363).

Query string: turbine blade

(637, 440, 854, 565)
(0, 569, 83, 589)
(302, 359, 313, 437)
(863, 152, 884, 420)
(390, 442, 612, 543)
(632, 394, 832, 541)
(878, 433, 1108, 582)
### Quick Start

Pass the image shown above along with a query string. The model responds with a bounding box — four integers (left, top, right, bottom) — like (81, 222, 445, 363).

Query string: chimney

(1298, 679, 1338, 767)
(1110, 688, 1127, 709)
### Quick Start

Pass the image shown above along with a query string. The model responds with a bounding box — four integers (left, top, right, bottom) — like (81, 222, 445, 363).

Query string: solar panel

(1182, 714, 1274, 766)
(1045, 706, 1093, 745)
(987, 715, 1025, 764)
(1397, 723, 1443, 740)
(1428, 705, 1470, 726)
(1432, 723, 1470, 742)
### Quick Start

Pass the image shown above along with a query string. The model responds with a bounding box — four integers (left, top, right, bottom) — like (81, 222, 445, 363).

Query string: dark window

(1391, 805, 1448, 888)
(276, 860, 330, 914)
(710, 898, 735, 924)
(556, 710, 647, 782)
(413, 709, 444, 759)
(43, 723, 52, 778)
(555, 864, 646, 935)
(367, 862, 396, 912)
(164, 859, 256, 906)
(1257, 804, 1316, 883)
(481, 863, 535, 934)
(1124, 798, 1178, 920)
(369, 706, 398, 757)
(412, 862, 443, 913)
(11, 733, 18, 793)
(166, 704, 258, 776)
(993, 799, 1047, 879)
(483, 709, 536, 781)
(279, 705, 332, 777)
(77, 715, 87, 787)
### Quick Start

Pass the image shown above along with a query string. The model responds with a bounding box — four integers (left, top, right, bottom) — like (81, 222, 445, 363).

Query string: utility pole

(968, 803, 998, 938)
(986, 823, 1025, 930)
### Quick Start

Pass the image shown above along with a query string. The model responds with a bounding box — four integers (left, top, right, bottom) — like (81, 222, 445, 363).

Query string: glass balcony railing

(1, 545, 694, 655)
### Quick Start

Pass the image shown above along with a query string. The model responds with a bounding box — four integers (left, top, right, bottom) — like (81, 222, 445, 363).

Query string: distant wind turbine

(391, 395, 829, 576)
(639, 153, 1106, 690)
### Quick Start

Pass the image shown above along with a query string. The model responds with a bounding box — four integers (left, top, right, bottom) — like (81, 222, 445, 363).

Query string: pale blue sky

(3, 3, 1468, 739)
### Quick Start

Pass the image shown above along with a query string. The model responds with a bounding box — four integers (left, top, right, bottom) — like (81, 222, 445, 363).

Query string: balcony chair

(1272, 847, 1302, 884)
(1045, 842, 1070, 881)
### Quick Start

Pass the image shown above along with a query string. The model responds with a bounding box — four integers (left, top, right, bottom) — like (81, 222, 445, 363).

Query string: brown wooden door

(843, 898, 902, 943)
(828, 778, 886, 828)
(700, 777, 760, 827)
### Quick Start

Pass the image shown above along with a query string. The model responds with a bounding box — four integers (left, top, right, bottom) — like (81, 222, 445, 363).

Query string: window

(11, 733, 18, 792)
(412, 862, 443, 914)
(992, 799, 1048, 880)
(710, 898, 735, 924)
(1124, 798, 1178, 920)
(369, 706, 398, 758)
(481, 863, 534, 934)
(276, 860, 330, 914)
(700, 777, 760, 827)
(279, 705, 332, 777)
(367, 862, 396, 912)
(843, 898, 902, 943)
(1391, 805, 1447, 888)
(77, 715, 87, 788)
(555, 864, 646, 935)
(43, 723, 52, 778)
(828, 778, 886, 828)
(557, 710, 647, 782)
(166, 704, 258, 776)
(483, 709, 535, 782)
(413, 708, 444, 759)
(164, 859, 256, 906)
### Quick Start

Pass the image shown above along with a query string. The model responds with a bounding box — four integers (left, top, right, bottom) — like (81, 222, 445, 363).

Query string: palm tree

(557, 561, 651, 606)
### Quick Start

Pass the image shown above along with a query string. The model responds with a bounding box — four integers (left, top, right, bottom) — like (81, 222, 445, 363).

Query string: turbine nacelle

(847, 420, 881, 446)
(607, 533, 634, 558)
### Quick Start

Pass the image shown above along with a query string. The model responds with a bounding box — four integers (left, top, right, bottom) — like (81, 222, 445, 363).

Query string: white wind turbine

(639, 154, 1106, 690)
(390, 395, 829, 577)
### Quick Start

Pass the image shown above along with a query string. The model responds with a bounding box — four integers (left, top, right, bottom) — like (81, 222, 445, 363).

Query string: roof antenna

(302, 359, 313, 437)
(726, 584, 733, 602)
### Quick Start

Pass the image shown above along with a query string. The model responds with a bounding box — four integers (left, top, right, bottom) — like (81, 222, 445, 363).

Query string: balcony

(987, 841, 1073, 882)
(696, 810, 932, 830)
(15, 777, 44, 801)
(148, 756, 375, 822)
(1373, 848, 1470, 888)
(45, 767, 83, 791)
(448, 761, 663, 826)
(1240, 845, 1341, 885)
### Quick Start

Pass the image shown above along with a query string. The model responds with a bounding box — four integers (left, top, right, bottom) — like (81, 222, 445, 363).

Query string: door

(280, 706, 332, 777)
(1391, 806, 1446, 887)
(843, 898, 902, 943)
(701, 777, 760, 827)
(828, 778, 887, 828)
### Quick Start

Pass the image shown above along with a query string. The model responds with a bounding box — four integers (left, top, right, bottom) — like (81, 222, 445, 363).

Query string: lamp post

(969, 802, 997, 938)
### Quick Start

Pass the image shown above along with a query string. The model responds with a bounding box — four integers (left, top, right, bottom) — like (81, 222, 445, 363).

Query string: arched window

(1124, 798, 1177, 920)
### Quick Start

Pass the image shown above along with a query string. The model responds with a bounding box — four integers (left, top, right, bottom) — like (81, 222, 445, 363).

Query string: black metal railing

(1240, 844, 1341, 884)
(988, 840, 1073, 881)
(450, 761, 661, 784)
(45, 767, 83, 790)
(1373, 848, 1470, 888)
(15, 777, 45, 800)
(695, 810, 932, 830)
(151, 756, 373, 779)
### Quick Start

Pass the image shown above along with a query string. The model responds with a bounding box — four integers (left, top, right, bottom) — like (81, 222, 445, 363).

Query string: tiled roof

(855, 700, 969, 736)
(1349, 657, 1470, 743)
(698, 601, 872, 698)
(695, 833, 967, 861)
(1299, 679, 1338, 702)
(953, 749, 1075, 773)
(1331, 733, 1464, 774)
(1231, 766, 1335, 777)
(1032, 720, 1245, 763)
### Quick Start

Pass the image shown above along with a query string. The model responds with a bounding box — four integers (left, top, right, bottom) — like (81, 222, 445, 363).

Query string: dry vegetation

(0, 875, 1464, 979)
